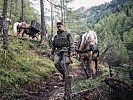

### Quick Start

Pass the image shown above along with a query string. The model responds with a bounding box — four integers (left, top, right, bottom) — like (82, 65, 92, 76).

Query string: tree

(50, 0, 54, 36)
(21, 0, 24, 21)
(40, 0, 46, 43)
(2, 0, 8, 50)
(9, 0, 13, 19)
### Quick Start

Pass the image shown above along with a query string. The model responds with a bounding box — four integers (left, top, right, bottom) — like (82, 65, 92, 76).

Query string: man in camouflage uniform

(51, 22, 73, 81)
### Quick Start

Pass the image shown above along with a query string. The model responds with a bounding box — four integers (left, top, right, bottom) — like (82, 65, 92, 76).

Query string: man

(51, 22, 73, 83)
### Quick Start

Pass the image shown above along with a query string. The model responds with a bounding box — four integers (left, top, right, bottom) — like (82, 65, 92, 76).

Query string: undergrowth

(0, 37, 54, 99)
(72, 63, 133, 92)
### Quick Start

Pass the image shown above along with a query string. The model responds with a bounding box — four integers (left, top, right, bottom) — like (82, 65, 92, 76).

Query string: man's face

(57, 25, 64, 31)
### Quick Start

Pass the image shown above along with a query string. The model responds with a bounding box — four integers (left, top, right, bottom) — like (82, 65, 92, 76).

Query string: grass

(72, 77, 101, 92)
(72, 64, 110, 92)
(71, 64, 132, 92)
(70, 57, 80, 67)
(0, 36, 55, 98)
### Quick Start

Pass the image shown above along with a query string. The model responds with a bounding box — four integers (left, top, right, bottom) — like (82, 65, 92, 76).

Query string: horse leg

(79, 41, 85, 51)
(82, 59, 90, 78)
(95, 59, 98, 76)
(88, 51, 97, 78)
(17, 29, 20, 36)
(93, 52, 99, 76)
(92, 60, 97, 77)
(17, 32, 20, 36)
(20, 29, 24, 37)
(22, 32, 24, 37)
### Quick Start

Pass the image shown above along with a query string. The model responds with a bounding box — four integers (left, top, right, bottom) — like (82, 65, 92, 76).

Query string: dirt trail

(14, 63, 133, 100)
(15, 64, 89, 100)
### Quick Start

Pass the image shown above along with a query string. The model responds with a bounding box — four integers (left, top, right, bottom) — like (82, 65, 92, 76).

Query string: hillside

(75, 0, 132, 26)
(0, 0, 133, 99)
(93, 0, 133, 64)
(71, 0, 133, 64)
(0, 36, 54, 99)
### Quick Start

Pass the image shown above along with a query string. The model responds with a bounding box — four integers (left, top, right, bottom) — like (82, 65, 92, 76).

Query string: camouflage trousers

(54, 52, 70, 79)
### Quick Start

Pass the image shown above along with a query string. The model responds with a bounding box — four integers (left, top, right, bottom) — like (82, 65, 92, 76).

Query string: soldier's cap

(57, 22, 63, 26)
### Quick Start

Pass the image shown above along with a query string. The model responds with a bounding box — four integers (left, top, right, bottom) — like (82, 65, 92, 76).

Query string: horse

(75, 31, 99, 78)
(13, 22, 40, 40)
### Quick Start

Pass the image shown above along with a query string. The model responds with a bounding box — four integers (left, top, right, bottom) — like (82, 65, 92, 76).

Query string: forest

(0, 0, 133, 100)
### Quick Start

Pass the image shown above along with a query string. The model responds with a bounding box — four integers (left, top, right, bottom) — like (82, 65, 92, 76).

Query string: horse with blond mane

(13, 21, 40, 40)
(75, 30, 99, 78)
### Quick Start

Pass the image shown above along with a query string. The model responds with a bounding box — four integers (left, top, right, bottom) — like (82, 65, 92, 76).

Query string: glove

(51, 55, 54, 61)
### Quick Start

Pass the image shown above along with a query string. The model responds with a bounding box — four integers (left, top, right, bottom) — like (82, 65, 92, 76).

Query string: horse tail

(13, 22, 19, 36)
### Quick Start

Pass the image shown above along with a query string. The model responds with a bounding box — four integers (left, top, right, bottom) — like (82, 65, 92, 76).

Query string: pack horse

(13, 20, 41, 40)
(75, 31, 99, 78)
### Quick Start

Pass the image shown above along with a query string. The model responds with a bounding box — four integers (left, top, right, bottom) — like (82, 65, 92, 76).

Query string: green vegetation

(0, 0, 40, 24)
(70, 58, 80, 67)
(0, 0, 133, 98)
(72, 64, 109, 91)
(72, 64, 132, 91)
(113, 64, 133, 83)
(0, 36, 54, 98)
(69, 1, 133, 92)
(68, 0, 133, 65)
(65, 0, 133, 66)
(93, 1, 133, 64)
(72, 77, 102, 92)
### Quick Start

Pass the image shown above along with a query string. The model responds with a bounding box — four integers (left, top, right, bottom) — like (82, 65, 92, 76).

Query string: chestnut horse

(75, 31, 99, 78)
(13, 22, 40, 40)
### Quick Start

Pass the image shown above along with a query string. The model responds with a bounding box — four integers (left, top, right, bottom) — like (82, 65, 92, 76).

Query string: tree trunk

(2, 0, 8, 50)
(63, 0, 65, 25)
(9, 0, 13, 19)
(60, 0, 63, 22)
(15, 0, 18, 14)
(21, 0, 24, 22)
(50, 0, 54, 37)
(40, 0, 46, 43)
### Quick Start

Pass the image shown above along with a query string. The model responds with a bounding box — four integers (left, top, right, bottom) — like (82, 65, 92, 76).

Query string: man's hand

(50, 55, 54, 61)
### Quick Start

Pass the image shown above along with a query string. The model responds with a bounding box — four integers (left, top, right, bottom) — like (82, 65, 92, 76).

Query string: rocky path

(15, 63, 90, 100)
(14, 62, 133, 100)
